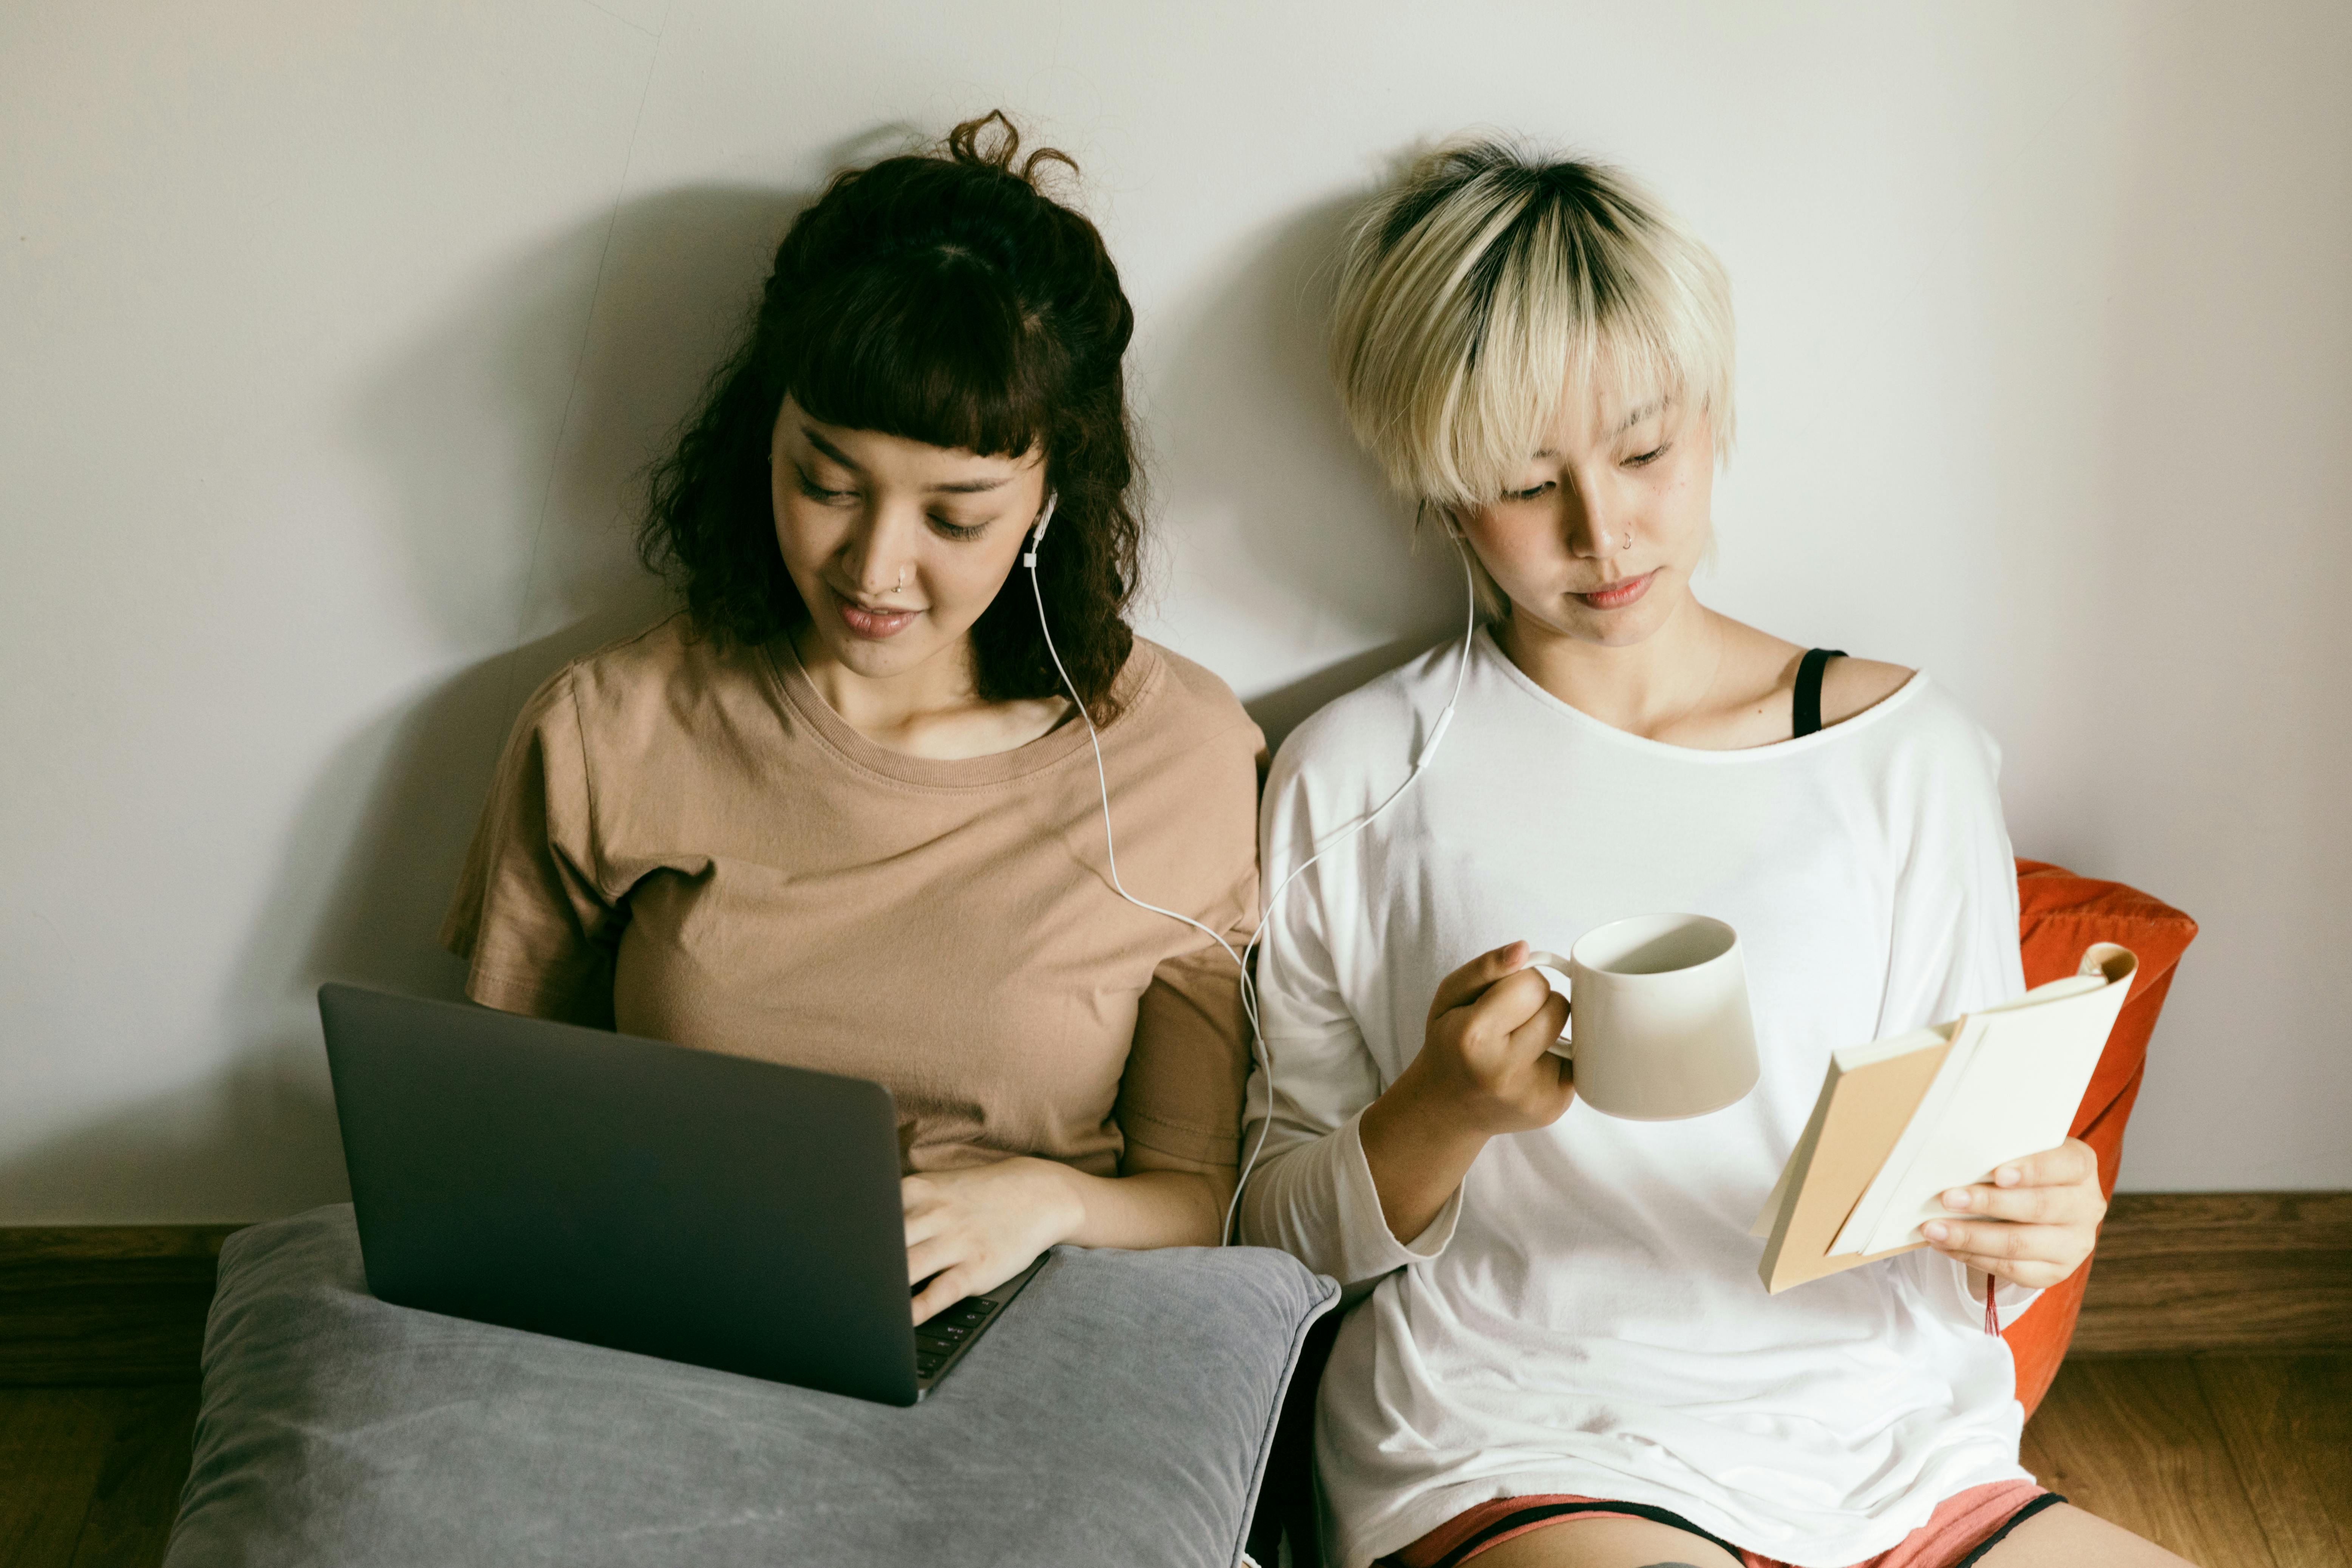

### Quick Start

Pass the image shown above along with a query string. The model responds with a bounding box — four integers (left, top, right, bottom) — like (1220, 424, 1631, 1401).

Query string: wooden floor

(0, 1384, 198, 1568)
(2023, 1353, 2352, 1568)
(3, 1356, 2345, 1568)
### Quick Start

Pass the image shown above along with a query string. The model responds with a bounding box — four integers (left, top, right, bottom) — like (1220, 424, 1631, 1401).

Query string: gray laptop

(318, 983, 1043, 1406)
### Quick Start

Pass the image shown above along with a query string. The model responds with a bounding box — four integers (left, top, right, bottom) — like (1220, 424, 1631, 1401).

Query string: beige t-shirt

(442, 616, 1262, 1180)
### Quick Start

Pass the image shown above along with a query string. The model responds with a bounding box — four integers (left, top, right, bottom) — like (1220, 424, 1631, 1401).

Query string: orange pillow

(2002, 860, 2198, 1416)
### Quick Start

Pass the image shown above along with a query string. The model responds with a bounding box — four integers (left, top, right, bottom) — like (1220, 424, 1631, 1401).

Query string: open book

(1750, 944, 2137, 1294)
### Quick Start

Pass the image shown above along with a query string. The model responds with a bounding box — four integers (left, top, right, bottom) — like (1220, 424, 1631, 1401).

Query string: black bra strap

(1792, 648, 1847, 738)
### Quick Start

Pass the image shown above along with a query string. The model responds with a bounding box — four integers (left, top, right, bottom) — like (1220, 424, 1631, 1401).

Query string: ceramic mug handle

(1526, 950, 1574, 1059)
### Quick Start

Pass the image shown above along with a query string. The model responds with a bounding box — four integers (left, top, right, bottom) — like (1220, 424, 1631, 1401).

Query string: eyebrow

(1531, 399, 1670, 457)
(800, 425, 1016, 495)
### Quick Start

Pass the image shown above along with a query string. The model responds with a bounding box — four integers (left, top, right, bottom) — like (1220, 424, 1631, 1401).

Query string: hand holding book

(1751, 944, 2135, 1296)
(1920, 1134, 2106, 1295)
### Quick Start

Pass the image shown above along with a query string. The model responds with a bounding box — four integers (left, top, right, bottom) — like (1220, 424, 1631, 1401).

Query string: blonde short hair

(1330, 138, 1735, 511)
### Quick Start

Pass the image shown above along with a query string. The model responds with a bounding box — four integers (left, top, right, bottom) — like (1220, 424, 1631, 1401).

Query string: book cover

(1752, 945, 2137, 1294)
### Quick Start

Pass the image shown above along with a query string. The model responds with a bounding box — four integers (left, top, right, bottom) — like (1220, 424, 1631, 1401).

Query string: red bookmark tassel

(1983, 1275, 2002, 1337)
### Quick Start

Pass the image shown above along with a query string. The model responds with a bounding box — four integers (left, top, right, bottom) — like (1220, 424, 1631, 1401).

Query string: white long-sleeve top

(1239, 631, 2040, 1568)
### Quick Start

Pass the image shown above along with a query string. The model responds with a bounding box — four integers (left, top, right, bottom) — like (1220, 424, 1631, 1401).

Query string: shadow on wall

(1139, 192, 1460, 754)
(0, 172, 1462, 1220)
(0, 185, 810, 1222)
(288, 183, 820, 1002)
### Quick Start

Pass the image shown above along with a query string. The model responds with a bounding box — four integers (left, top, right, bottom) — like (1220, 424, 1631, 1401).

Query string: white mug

(1528, 913, 1760, 1121)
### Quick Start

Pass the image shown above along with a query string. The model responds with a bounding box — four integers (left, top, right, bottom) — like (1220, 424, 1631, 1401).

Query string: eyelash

(794, 469, 988, 541)
(794, 469, 851, 506)
(1502, 443, 1671, 500)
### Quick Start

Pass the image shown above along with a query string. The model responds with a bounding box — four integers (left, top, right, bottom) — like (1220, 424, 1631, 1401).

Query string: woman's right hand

(1402, 941, 1577, 1134)
(1358, 942, 1574, 1243)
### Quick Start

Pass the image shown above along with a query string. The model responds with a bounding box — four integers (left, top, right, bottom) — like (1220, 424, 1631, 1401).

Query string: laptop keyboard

(913, 1296, 1000, 1381)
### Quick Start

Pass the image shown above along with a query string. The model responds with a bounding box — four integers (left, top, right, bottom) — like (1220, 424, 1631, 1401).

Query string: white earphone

(1022, 492, 1054, 566)
(1027, 491, 1478, 1241)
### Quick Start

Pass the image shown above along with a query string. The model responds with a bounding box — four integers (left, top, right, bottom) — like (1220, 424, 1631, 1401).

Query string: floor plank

(2194, 1355, 2352, 1568)
(2021, 1357, 2275, 1568)
(0, 1388, 116, 1568)
(67, 1384, 200, 1568)
(0, 1230, 230, 1386)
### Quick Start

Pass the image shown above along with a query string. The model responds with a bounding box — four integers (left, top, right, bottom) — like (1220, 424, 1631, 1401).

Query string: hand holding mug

(1359, 942, 1572, 1244)
(1408, 940, 1577, 1136)
(1361, 919, 1758, 1245)
(1525, 913, 1760, 1121)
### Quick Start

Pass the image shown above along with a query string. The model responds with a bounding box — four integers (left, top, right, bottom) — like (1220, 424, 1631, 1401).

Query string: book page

(1827, 966, 2117, 1257)
(1978, 973, 2106, 1015)
(1853, 953, 2135, 1255)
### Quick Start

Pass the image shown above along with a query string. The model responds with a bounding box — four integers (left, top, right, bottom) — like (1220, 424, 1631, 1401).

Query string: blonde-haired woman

(1240, 143, 2184, 1568)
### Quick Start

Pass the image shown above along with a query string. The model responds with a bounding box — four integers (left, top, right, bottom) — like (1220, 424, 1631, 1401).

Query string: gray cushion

(166, 1205, 1333, 1568)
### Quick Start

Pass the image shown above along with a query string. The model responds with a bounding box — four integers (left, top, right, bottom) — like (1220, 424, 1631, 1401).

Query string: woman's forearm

(1047, 1162, 1234, 1249)
(1358, 1079, 1491, 1244)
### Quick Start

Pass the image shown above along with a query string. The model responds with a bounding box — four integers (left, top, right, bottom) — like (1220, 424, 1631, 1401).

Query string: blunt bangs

(776, 249, 1059, 461)
(1331, 139, 1737, 511)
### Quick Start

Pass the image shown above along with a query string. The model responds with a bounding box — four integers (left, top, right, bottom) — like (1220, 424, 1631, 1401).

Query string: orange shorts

(1384, 1481, 2060, 1568)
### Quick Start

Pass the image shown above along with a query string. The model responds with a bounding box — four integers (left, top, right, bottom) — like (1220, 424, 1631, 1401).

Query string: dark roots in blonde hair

(637, 111, 1142, 718)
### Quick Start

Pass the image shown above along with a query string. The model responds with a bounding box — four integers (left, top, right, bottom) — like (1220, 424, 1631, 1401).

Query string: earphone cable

(1025, 542, 1268, 1237)
(1030, 515, 1479, 1245)
(1225, 533, 1477, 1237)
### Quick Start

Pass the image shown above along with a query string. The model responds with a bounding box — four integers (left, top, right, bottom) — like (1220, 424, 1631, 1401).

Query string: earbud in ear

(1023, 491, 1059, 568)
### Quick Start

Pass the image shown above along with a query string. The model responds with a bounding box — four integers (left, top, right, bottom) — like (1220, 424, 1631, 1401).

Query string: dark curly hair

(637, 112, 1141, 719)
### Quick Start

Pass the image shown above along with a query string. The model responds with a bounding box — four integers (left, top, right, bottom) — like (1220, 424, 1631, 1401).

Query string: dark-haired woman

(443, 115, 1260, 1324)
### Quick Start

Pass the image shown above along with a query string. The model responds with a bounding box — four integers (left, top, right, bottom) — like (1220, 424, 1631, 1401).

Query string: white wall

(3, 1, 2346, 1221)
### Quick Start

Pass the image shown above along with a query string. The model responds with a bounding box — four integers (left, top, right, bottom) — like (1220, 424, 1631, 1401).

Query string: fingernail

(1923, 1222, 1949, 1242)
(1942, 1189, 1972, 1211)
(1995, 1167, 2020, 1186)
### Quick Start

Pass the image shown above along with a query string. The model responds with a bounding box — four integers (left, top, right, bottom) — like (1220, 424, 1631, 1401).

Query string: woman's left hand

(1921, 1136, 2106, 1291)
(902, 1157, 1086, 1325)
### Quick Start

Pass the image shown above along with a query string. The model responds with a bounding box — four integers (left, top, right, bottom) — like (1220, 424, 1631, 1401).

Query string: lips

(833, 594, 919, 640)
(1574, 570, 1657, 611)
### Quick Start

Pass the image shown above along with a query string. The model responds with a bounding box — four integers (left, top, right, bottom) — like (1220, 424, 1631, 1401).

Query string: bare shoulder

(1702, 614, 1917, 745)
(1820, 655, 1916, 726)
